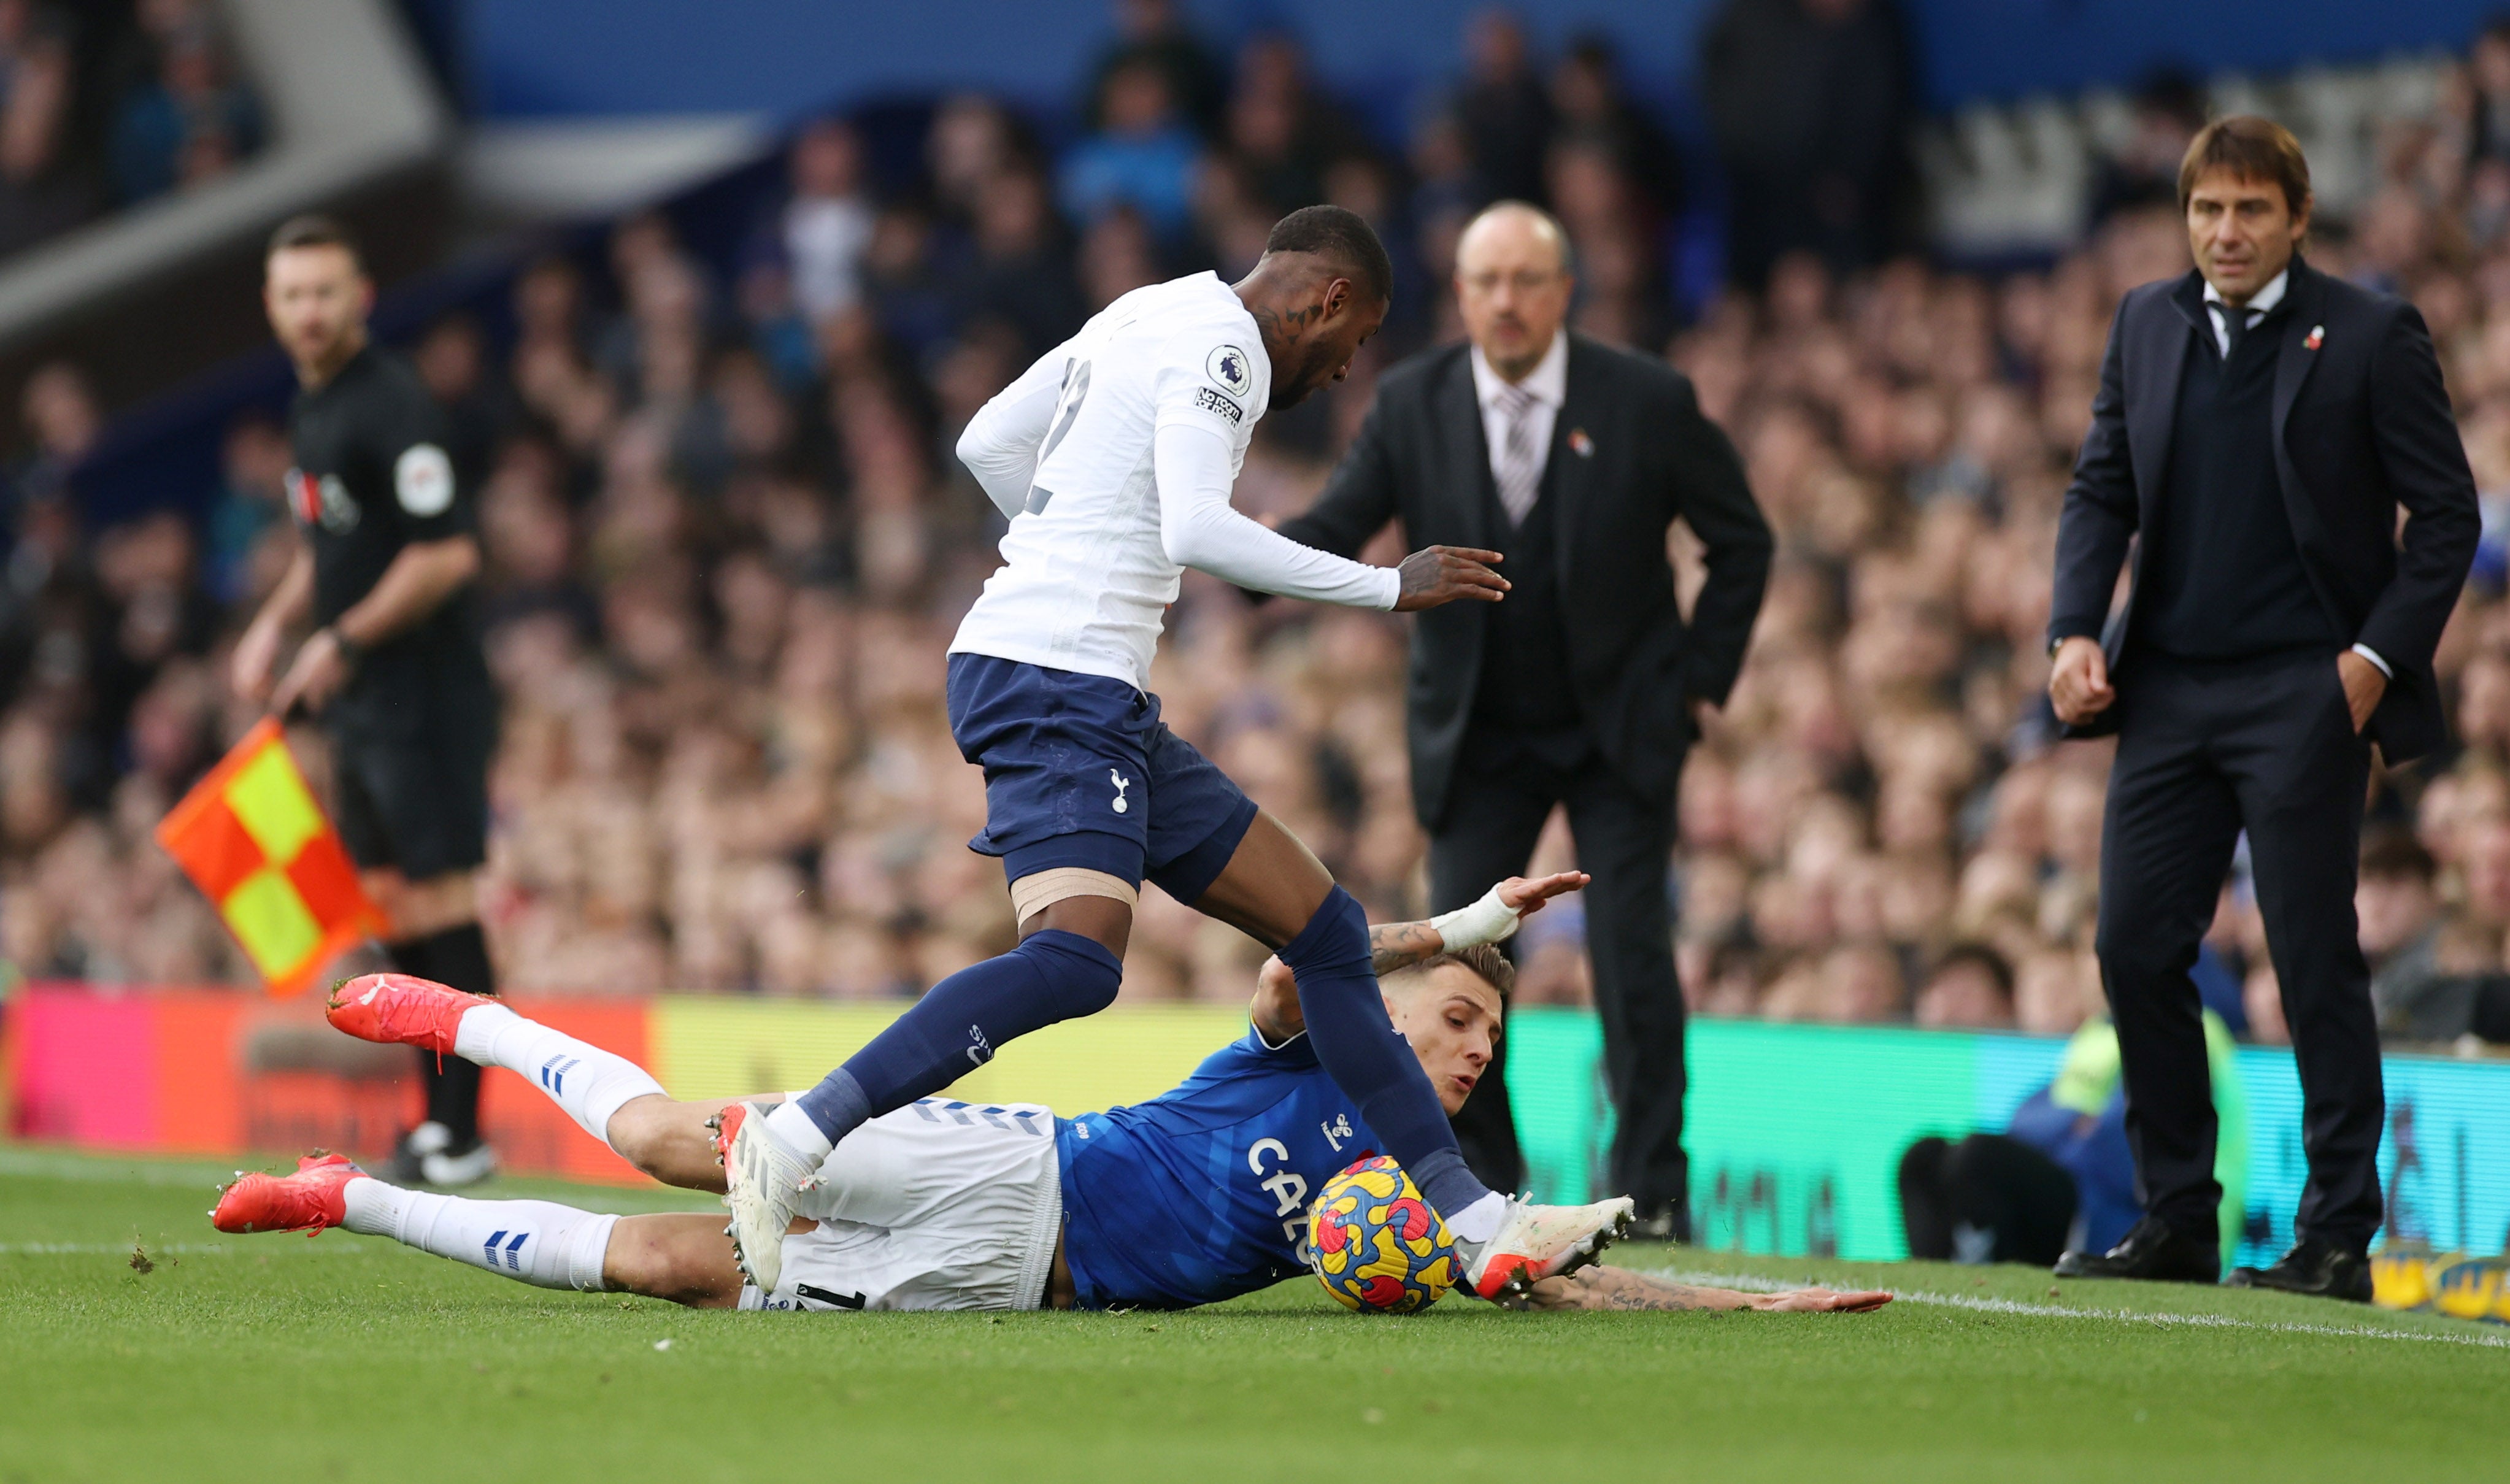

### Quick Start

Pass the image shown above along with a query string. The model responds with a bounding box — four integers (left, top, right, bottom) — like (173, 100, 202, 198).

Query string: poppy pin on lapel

(1568, 428, 1594, 458)
(2305, 325, 2324, 351)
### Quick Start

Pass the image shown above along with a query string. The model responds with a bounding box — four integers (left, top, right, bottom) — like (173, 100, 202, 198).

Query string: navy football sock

(788, 928, 1125, 1144)
(1278, 886, 1490, 1221)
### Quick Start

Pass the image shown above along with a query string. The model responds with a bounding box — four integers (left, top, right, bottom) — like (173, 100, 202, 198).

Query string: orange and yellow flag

(154, 718, 386, 995)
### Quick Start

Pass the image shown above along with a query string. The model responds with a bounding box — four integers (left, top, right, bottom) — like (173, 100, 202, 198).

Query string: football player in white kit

(214, 888, 1887, 1318)
(728, 206, 1635, 1302)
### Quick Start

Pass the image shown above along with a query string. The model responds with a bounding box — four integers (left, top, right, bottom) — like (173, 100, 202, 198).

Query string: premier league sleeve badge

(1206, 345, 1253, 401)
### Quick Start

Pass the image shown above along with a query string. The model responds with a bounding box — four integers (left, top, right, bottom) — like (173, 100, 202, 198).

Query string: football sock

(393, 922, 498, 1145)
(342, 1178, 614, 1291)
(1277, 886, 1492, 1226)
(777, 928, 1125, 1155)
(452, 1003, 665, 1150)
(1446, 1191, 1508, 1244)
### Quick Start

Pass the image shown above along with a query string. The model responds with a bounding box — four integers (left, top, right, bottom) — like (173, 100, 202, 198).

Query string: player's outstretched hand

(1393, 546, 1509, 611)
(1752, 1287, 1894, 1313)
(1496, 871, 1588, 920)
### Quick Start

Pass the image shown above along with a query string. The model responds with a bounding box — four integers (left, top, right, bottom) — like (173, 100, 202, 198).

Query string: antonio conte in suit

(2045, 117, 2477, 1300)
(1280, 203, 1772, 1237)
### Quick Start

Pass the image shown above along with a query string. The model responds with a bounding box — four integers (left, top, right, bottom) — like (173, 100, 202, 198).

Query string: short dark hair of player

(268, 213, 366, 273)
(1264, 204, 1393, 306)
(1390, 943, 1514, 1002)
(2177, 115, 2312, 218)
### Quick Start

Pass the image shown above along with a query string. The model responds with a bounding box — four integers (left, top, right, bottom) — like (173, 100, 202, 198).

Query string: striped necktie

(1493, 381, 1542, 526)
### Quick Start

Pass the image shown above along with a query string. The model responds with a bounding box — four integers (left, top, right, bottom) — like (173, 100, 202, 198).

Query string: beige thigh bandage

(1009, 867, 1138, 922)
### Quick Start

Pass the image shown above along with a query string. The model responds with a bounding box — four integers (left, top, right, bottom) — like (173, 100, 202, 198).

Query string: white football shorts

(738, 1098, 1063, 1314)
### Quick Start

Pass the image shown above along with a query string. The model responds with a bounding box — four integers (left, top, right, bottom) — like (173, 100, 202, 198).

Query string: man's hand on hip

(2336, 648, 2386, 733)
(1392, 546, 1509, 612)
(2048, 637, 2115, 726)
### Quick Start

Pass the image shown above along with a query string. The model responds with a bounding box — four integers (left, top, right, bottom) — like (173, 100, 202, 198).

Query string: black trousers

(1898, 1134, 2079, 1265)
(2095, 648, 2382, 1251)
(1429, 729, 1687, 1223)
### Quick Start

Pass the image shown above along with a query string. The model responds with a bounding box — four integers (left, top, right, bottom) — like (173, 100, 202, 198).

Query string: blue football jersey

(1056, 1028, 1381, 1309)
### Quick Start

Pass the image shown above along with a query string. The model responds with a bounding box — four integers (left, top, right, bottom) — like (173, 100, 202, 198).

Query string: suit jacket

(2047, 256, 2479, 763)
(1281, 333, 1772, 825)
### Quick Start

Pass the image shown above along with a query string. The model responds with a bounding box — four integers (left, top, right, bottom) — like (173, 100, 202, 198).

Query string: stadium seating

(6, 6, 2510, 1067)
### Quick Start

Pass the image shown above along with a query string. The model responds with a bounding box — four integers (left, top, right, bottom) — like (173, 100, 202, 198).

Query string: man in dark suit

(1280, 203, 1771, 1237)
(2046, 117, 2478, 1300)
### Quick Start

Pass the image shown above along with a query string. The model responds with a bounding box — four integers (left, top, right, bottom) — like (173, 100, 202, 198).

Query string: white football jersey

(949, 272, 1272, 688)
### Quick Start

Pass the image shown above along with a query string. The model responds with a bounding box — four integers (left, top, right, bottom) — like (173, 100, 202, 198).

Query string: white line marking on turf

(1642, 1268, 2510, 1351)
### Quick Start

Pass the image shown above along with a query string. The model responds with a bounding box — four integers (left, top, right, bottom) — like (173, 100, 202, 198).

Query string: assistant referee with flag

(232, 216, 502, 1187)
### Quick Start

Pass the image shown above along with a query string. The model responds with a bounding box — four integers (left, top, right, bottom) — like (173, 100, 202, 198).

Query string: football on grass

(1308, 1156, 1456, 1313)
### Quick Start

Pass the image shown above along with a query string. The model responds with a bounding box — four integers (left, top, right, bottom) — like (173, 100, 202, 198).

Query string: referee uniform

(287, 342, 501, 1170)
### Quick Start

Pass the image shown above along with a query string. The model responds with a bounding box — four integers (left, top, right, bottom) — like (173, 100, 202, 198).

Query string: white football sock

(452, 1003, 664, 1150)
(343, 1177, 615, 1292)
(1447, 1191, 1509, 1244)
(764, 1099, 836, 1165)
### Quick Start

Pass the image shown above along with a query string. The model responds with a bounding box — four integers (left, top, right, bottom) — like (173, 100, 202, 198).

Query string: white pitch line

(1641, 1267, 2510, 1351)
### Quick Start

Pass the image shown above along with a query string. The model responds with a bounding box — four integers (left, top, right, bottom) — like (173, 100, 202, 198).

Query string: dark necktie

(2221, 303, 2249, 358)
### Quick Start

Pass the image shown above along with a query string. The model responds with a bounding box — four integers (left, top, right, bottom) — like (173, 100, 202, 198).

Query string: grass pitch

(2, 1146, 2503, 1483)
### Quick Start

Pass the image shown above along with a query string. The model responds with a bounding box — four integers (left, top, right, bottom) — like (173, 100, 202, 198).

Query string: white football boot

(1454, 1195, 1636, 1301)
(710, 1101, 820, 1294)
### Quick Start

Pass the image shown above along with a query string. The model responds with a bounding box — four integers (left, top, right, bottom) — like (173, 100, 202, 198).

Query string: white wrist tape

(1428, 885, 1522, 952)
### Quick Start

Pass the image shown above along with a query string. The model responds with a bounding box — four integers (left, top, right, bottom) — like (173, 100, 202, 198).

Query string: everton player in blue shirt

(215, 874, 1886, 1317)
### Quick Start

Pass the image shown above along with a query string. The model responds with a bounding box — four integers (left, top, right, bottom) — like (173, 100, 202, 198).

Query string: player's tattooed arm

(1521, 1267, 1754, 1312)
(1253, 874, 1590, 1041)
(1368, 919, 1447, 977)
(1247, 917, 1455, 1042)
(1519, 1267, 1893, 1313)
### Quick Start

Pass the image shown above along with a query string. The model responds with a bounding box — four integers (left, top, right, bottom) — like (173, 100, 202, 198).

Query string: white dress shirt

(2198, 267, 2390, 682)
(950, 272, 1395, 690)
(1470, 329, 1568, 502)
(2201, 266, 2286, 356)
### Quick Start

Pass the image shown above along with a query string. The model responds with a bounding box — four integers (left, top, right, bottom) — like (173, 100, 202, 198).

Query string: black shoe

(418, 1134, 497, 1188)
(2052, 1216, 2221, 1283)
(2226, 1239, 2373, 1302)
(380, 1120, 450, 1184)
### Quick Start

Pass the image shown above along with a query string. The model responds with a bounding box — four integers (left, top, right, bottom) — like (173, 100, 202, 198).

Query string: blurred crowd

(0, 0, 262, 258)
(9, 2, 2510, 1052)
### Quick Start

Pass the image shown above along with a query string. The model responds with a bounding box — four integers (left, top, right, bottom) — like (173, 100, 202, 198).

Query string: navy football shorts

(944, 652, 1259, 903)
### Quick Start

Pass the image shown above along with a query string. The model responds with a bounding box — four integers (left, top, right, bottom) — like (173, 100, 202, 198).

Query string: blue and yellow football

(1307, 1156, 1456, 1313)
